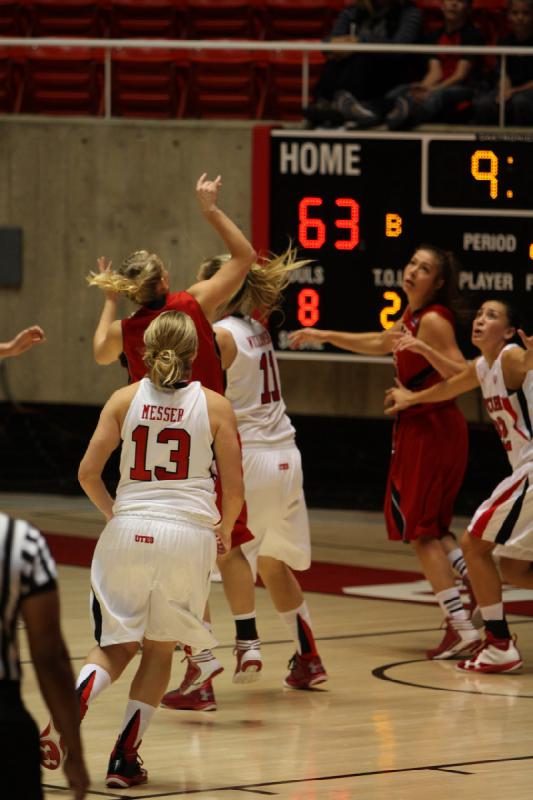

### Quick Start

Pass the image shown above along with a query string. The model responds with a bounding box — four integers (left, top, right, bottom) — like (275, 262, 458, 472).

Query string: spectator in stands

(303, 0, 422, 128)
(472, 0, 533, 125)
(385, 0, 485, 129)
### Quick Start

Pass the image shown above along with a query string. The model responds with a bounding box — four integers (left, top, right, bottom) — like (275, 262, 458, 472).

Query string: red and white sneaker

(40, 720, 66, 770)
(161, 681, 217, 711)
(426, 617, 482, 660)
(284, 653, 328, 689)
(106, 745, 147, 788)
(233, 639, 262, 684)
(178, 649, 223, 695)
(457, 632, 523, 674)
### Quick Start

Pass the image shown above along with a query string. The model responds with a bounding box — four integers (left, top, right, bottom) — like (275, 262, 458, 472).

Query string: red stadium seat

(185, 0, 256, 39)
(0, 48, 23, 111)
(109, 0, 184, 38)
(20, 46, 104, 115)
(26, 0, 106, 37)
(111, 47, 186, 118)
(186, 49, 265, 119)
(0, 1, 27, 35)
(264, 49, 325, 120)
(262, 0, 333, 40)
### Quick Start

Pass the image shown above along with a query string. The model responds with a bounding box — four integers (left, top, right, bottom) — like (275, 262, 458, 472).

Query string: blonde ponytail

(143, 311, 198, 389)
(87, 250, 166, 306)
(198, 246, 311, 317)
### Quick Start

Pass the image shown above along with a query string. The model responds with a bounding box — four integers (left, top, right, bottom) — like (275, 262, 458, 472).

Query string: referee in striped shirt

(0, 327, 88, 798)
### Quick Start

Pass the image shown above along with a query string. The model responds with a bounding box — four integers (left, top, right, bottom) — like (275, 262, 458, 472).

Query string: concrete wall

(0, 117, 481, 422)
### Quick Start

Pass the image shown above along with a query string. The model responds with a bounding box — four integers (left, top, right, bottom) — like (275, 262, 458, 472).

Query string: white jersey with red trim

(476, 344, 533, 471)
(114, 378, 218, 524)
(214, 315, 295, 449)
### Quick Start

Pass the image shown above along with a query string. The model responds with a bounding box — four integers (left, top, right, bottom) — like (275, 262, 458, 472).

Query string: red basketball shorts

(384, 403, 468, 542)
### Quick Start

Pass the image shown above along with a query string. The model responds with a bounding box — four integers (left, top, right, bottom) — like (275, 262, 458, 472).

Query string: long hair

(197, 247, 311, 318)
(143, 311, 198, 389)
(415, 243, 466, 321)
(87, 250, 166, 306)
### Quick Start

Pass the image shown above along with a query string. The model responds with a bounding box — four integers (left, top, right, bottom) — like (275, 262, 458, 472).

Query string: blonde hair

(87, 250, 166, 305)
(197, 247, 311, 318)
(143, 311, 198, 389)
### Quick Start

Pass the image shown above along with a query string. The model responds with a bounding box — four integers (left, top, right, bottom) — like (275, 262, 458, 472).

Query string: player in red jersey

(87, 173, 260, 709)
(289, 245, 480, 659)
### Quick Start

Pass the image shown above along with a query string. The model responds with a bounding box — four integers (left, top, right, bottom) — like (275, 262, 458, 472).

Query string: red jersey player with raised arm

(86, 173, 260, 710)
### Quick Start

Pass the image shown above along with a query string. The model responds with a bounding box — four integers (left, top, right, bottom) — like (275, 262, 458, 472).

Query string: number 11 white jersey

(114, 378, 219, 525)
(214, 316, 295, 449)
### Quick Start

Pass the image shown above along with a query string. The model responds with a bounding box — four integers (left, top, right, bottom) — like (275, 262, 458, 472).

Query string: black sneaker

(106, 745, 148, 789)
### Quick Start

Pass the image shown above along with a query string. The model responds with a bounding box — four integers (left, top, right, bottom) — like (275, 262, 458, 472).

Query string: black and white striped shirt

(0, 513, 57, 681)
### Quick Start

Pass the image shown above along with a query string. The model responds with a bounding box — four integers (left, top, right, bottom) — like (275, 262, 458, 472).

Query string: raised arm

(91, 258, 124, 364)
(78, 387, 133, 519)
(187, 174, 256, 322)
(23, 589, 89, 799)
(393, 311, 466, 378)
(206, 390, 244, 552)
(385, 360, 479, 415)
(0, 325, 45, 358)
(502, 330, 533, 389)
(288, 325, 399, 356)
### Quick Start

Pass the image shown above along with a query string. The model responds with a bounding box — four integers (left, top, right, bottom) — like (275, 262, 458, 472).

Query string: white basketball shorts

(468, 464, 533, 560)
(240, 446, 311, 578)
(90, 515, 217, 648)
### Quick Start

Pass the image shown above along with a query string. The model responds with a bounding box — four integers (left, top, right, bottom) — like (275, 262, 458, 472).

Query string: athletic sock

(447, 547, 468, 580)
(116, 700, 155, 751)
(234, 611, 258, 641)
(75, 663, 111, 721)
(481, 603, 511, 639)
(280, 602, 318, 657)
(435, 587, 468, 621)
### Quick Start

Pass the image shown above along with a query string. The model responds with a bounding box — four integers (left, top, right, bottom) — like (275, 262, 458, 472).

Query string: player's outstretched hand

(3, 325, 46, 358)
(287, 328, 327, 349)
(196, 173, 222, 214)
(384, 379, 413, 415)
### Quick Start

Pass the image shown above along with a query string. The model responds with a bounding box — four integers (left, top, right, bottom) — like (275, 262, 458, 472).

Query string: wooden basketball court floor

(3, 492, 532, 800)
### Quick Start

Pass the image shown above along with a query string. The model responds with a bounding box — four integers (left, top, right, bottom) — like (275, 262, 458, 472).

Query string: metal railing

(1, 36, 532, 126)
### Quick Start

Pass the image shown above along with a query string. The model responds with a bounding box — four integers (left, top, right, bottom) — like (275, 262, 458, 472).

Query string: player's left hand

(392, 331, 428, 355)
(384, 379, 413, 415)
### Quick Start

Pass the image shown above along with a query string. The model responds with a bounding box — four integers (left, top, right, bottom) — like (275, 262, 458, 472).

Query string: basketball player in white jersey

(40, 311, 243, 788)
(386, 299, 532, 673)
(171, 249, 326, 689)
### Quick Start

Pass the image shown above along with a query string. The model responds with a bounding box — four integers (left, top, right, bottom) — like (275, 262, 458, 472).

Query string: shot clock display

(251, 129, 533, 357)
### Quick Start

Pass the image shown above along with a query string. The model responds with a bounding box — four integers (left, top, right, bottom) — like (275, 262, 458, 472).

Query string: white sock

(279, 601, 317, 655)
(76, 663, 111, 714)
(118, 700, 156, 750)
(436, 587, 468, 620)
(447, 547, 468, 579)
(481, 602, 505, 621)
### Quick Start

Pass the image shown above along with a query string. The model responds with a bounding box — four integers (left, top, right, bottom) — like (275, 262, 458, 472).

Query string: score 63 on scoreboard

(251, 128, 533, 356)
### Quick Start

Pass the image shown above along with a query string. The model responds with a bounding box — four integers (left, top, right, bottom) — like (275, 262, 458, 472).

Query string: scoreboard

(251, 128, 533, 358)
